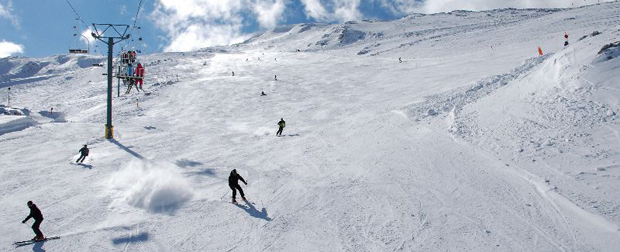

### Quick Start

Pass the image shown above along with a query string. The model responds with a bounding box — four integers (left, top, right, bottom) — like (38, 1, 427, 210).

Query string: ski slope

(1, 2, 620, 251)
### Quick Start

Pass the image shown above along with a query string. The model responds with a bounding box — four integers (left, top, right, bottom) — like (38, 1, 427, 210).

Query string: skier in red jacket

(135, 63, 145, 90)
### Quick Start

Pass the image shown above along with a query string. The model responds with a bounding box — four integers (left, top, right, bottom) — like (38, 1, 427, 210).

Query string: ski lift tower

(91, 23, 130, 139)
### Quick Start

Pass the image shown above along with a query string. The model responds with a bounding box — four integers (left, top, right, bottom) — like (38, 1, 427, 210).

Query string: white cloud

(0, 0, 19, 28)
(299, 0, 362, 22)
(120, 5, 127, 15)
(151, 0, 290, 52)
(0, 40, 24, 57)
(417, 0, 615, 13)
(80, 28, 96, 47)
(374, 0, 422, 15)
(165, 23, 247, 52)
(333, 0, 361, 22)
(300, 0, 329, 21)
(253, 0, 286, 28)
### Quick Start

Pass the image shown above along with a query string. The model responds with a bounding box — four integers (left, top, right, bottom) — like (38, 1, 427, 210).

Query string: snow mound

(0, 115, 36, 136)
(272, 25, 294, 33)
(76, 56, 104, 68)
(595, 40, 620, 62)
(39, 110, 67, 122)
(109, 160, 194, 213)
(0, 106, 35, 135)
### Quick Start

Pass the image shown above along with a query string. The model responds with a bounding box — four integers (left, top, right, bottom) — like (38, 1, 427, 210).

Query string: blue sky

(0, 0, 608, 58)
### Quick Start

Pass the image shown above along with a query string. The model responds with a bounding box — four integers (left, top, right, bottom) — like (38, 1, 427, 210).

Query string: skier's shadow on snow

(236, 202, 272, 221)
(175, 159, 203, 168)
(32, 241, 45, 252)
(111, 232, 149, 245)
(108, 139, 144, 160)
(77, 163, 93, 169)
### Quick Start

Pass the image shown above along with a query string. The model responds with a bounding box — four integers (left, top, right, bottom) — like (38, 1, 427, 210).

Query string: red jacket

(135, 64, 144, 77)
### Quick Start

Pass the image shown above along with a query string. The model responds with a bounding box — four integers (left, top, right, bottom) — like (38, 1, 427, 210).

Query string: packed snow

(1, 2, 620, 251)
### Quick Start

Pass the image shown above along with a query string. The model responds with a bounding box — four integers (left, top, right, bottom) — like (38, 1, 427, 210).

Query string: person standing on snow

(76, 145, 89, 163)
(228, 169, 247, 203)
(276, 118, 285, 136)
(22, 201, 44, 241)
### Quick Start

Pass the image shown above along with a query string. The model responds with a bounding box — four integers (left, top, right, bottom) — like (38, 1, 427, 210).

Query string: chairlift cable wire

(64, 0, 89, 30)
(66, 0, 105, 56)
(129, 0, 144, 35)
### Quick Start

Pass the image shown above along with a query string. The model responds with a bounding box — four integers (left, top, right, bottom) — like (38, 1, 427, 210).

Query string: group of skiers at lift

(122, 50, 145, 94)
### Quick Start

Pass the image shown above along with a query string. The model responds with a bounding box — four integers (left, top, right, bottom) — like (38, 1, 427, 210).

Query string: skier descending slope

(276, 118, 285, 136)
(228, 169, 248, 203)
(76, 145, 89, 163)
(22, 201, 44, 241)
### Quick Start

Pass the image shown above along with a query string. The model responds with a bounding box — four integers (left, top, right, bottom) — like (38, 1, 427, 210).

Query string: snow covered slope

(1, 2, 620, 251)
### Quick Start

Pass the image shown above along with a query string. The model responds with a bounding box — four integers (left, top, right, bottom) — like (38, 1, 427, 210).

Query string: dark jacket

(79, 147, 89, 156)
(24, 204, 43, 222)
(278, 120, 285, 128)
(228, 172, 246, 186)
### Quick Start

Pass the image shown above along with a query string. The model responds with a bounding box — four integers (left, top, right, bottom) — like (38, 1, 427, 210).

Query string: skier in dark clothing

(228, 169, 247, 203)
(261, 91, 267, 96)
(22, 201, 44, 241)
(77, 145, 89, 163)
(276, 118, 285, 136)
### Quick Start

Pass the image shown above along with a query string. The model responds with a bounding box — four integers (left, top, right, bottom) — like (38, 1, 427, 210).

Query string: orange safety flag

(538, 46, 543, 56)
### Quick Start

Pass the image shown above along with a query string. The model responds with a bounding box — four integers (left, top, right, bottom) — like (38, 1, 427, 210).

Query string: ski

(14, 236, 60, 247)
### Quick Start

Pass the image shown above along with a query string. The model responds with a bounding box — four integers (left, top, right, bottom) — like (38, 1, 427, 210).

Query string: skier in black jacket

(22, 201, 44, 241)
(77, 145, 89, 163)
(228, 169, 247, 203)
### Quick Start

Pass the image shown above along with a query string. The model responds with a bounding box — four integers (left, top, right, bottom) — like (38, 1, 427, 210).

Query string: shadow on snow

(235, 201, 272, 221)
(111, 232, 149, 245)
(108, 139, 144, 160)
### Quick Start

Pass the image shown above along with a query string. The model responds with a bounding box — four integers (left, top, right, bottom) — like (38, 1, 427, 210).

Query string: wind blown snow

(108, 160, 194, 213)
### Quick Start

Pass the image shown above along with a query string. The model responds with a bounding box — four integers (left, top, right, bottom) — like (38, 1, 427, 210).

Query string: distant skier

(228, 169, 247, 203)
(76, 145, 89, 163)
(261, 91, 267, 96)
(232, 71, 235, 76)
(274, 75, 277, 81)
(276, 118, 285, 136)
(399, 57, 402, 63)
(22, 201, 44, 241)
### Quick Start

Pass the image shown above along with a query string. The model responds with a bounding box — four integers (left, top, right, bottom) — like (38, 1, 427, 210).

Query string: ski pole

(220, 190, 229, 200)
